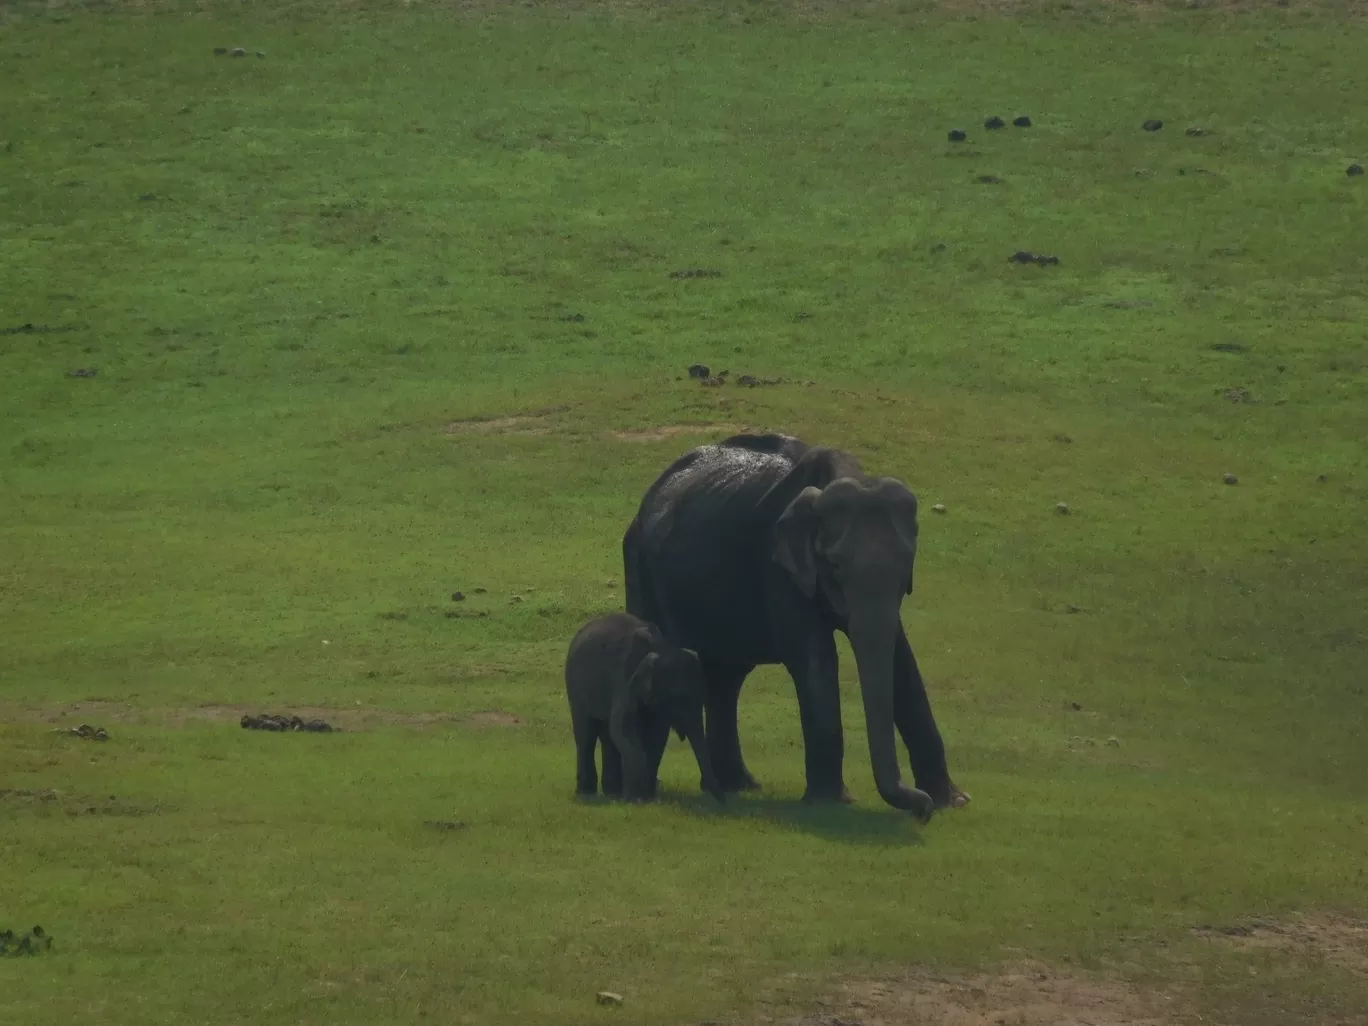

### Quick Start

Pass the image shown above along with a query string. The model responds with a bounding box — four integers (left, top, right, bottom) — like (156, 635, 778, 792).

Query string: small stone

(1106, 736, 1120, 747)
(737, 374, 760, 387)
(976, 175, 1004, 184)
(1317, 473, 1328, 483)
(1013, 115, 1032, 128)
(1070, 702, 1082, 711)
(1143, 119, 1164, 132)
(1348, 164, 1365, 177)
(255, 51, 266, 58)
(1223, 473, 1238, 486)
(139, 192, 157, 201)
(984, 116, 1006, 130)
(596, 991, 624, 1006)
(230, 47, 246, 57)
(1055, 502, 1071, 516)
(947, 129, 967, 142)
(509, 595, 523, 603)
(687, 363, 710, 379)
(67, 368, 97, 378)
(473, 587, 487, 594)
(451, 592, 465, 602)
(931, 503, 947, 514)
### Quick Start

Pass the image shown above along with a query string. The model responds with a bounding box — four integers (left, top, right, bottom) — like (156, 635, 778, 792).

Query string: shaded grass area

(2, 2, 1367, 1024)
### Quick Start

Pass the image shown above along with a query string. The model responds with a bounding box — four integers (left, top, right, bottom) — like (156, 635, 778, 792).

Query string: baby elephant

(564, 612, 725, 804)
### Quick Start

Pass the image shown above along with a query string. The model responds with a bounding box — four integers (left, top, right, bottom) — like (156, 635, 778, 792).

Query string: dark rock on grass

(230, 47, 246, 57)
(67, 368, 97, 378)
(700, 375, 725, 388)
(668, 268, 722, 280)
(1224, 473, 1239, 485)
(1009, 250, 1059, 267)
(451, 591, 465, 602)
(737, 374, 782, 387)
(57, 723, 109, 741)
(1349, 164, 1365, 177)
(947, 129, 967, 142)
(1143, 119, 1164, 132)
(255, 51, 266, 58)
(984, 115, 1005, 130)
(1, 926, 53, 956)
(976, 174, 1004, 184)
(240, 713, 337, 733)
(1013, 115, 1032, 128)
(687, 363, 710, 379)
(1055, 502, 1071, 516)
(473, 587, 487, 594)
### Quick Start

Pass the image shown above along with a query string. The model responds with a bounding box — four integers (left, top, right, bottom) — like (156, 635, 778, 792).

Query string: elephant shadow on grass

(658, 790, 927, 846)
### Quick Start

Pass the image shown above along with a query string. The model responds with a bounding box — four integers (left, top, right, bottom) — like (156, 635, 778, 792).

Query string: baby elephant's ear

(628, 650, 659, 706)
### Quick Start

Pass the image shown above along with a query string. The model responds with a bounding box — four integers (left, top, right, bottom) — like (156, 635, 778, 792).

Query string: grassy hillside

(2, 2, 1366, 1024)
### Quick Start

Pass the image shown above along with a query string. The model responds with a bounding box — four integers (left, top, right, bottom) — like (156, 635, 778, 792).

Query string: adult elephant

(622, 432, 969, 820)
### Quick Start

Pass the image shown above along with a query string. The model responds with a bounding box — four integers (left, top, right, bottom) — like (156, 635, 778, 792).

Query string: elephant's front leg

(892, 631, 969, 809)
(782, 631, 849, 804)
(700, 661, 762, 793)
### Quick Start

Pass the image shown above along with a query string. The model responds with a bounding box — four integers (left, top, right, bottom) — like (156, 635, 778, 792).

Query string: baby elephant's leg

(601, 734, 625, 799)
(571, 708, 600, 796)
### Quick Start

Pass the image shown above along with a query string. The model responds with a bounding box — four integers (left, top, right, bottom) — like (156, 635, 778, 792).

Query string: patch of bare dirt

(0, 700, 496, 732)
(780, 964, 1180, 1026)
(446, 404, 568, 436)
(1193, 912, 1368, 975)
(466, 709, 524, 727)
(611, 423, 748, 442)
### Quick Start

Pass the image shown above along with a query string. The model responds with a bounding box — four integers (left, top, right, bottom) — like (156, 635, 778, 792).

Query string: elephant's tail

(622, 518, 650, 620)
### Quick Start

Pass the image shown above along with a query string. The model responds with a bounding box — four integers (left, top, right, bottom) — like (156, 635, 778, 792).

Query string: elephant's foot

(801, 783, 854, 805)
(917, 775, 971, 810)
(934, 781, 971, 810)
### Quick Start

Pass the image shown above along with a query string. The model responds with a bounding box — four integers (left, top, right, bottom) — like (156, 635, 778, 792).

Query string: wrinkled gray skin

(564, 612, 726, 804)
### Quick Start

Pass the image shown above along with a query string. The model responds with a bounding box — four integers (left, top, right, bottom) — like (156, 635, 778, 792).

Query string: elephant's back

(634, 433, 804, 544)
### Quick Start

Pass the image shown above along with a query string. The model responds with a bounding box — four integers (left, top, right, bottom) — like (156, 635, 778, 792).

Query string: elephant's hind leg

(701, 661, 762, 793)
(572, 709, 601, 797)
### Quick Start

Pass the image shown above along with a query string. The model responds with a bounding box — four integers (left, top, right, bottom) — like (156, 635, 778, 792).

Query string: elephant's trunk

(680, 708, 726, 803)
(847, 609, 935, 822)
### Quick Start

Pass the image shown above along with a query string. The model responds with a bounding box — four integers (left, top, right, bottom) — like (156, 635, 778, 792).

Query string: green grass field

(2, 1, 1366, 1023)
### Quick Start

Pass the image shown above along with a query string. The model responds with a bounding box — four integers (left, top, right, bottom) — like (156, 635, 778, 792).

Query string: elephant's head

(612, 632, 726, 803)
(773, 476, 936, 817)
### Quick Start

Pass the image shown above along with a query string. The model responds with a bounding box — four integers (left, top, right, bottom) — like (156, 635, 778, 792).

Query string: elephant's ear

(876, 477, 920, 595)
(773, 486, 823, 597)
